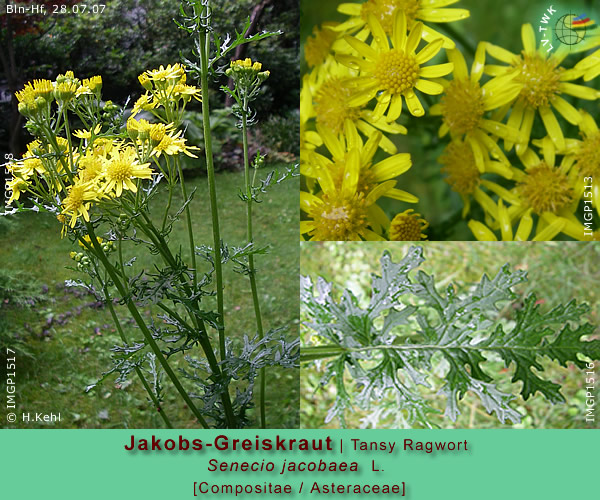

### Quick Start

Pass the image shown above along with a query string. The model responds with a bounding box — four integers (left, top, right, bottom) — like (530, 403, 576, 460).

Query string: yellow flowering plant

(3, 0, 298, 429)
(301, 0, 600, 240)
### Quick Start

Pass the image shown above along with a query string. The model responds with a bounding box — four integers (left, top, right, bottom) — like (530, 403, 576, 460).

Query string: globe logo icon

(554, 14, 586, 45)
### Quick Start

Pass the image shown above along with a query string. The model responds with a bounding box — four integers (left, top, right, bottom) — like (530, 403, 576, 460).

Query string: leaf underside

(301, 247, 599, 428)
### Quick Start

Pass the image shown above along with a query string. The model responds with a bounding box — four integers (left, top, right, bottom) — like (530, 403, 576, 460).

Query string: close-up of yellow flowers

(301, 0, 600, 241)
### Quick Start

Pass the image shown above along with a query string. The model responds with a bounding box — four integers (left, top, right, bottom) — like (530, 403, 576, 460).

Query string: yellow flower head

(138, 73, 153, 91)
(172, 83, 202, 102)
(335, 0, 470, 49)
(5, 177, 29, 205)
(467, 137, 585, 241)
(92, 138, 114, 158)
(150, 125, 199, 158)
(16, 79, 54, 104)
(61, 180, 102, 227)
(301, 188, 377, 241)
(73, 124, 102, 140)
(485, 24, 600, 152)
(305, 24, 339, 67)
(517, 162, 573, 215)
(55, 80, 79, 102)
(565, 110, 600, 180)
(302, 62, 407, 155)
(82, 75, 102, 93)
(144, 63, 186, 83)
(439, 138, 514, 217)
(430, 45, 521, 167)
(301, 121, 414, 241)
(102, 147, 153, 197)
(16, 140, 46, 177)
(338, 10, 453, 120)
(131, 92, 157, 117)
(440, 140, 481, 196)
(305, 121, 415, 208)
(15, 79, 55, 115)
(389, 209, 428, 240)
(51, 137, 71, 156)
(78, 152, 104, 182)
(126, 117, 152, 140)
(15, 83, 36, 106)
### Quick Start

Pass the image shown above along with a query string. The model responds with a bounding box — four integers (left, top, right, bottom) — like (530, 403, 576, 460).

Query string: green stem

(162, 159, 174, 233)
(84, 222, 210, 428)
(301, 341, 589, 363)
(176, 157, 198, 289)
(242, 107, 266, 429)
(88, 250, 172, 428)
(133, 209, 237, 428)
(156, 300, 230, 399)
(103, 284, 173, 428)
(62, 107, 75, 174)
(197, 1, 226, 363)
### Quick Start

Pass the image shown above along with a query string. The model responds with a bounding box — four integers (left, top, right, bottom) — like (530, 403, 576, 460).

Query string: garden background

(0, 0, 299, 428)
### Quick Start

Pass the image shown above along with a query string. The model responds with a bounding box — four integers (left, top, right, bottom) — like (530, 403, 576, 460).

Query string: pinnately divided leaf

(301, 247, 599, 428)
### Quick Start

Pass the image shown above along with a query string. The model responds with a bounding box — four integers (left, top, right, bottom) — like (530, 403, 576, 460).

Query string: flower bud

(126, 118, 139, 140)
(257, 71, 270, 83)
(138, 73, 153, 91)
(18, 102, 29, 116)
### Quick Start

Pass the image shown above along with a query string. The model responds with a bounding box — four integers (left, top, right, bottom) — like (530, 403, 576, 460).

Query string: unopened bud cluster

(71, 239, 114, 270)
(226, 58, 270, 94)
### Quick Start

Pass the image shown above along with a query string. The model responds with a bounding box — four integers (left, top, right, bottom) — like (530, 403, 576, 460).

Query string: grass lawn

(0, 167, 299, 429)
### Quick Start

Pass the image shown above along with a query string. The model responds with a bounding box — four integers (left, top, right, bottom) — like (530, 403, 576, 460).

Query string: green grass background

(301, 241, 599, 428)
(0, 169, 299, 429)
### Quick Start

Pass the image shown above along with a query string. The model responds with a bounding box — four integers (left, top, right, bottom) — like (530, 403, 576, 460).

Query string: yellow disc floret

(375, 49, 419, 95)
(389, 209, 428, 240)
(514, 54, 563, 109)
(575, 131, 600, 179)
(314, 78, 362, 134)
(309, 195, 369, 241)
(439, 141, 481, 196)
(441, 79, 485, 135)
(103, 147, 153, 197)
(517, 162, 573, 214)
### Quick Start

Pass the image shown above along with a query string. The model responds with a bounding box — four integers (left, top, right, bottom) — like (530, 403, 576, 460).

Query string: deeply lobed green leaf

(302, 246, 598, 427)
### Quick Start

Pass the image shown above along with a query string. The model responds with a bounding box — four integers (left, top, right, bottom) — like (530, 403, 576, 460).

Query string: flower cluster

(224, 58, 271, 119)
(7, 67, 200, 235)
(133, 63, 201, 124)
(301, 0, 600, 241)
